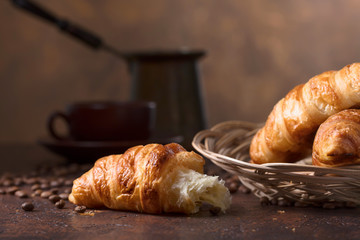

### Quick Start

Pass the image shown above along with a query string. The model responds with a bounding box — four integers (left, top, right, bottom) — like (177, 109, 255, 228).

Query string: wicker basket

(192, 121, 360, 207)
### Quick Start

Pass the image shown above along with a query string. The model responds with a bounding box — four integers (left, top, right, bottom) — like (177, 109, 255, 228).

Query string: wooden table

(0, 144, 359, 240)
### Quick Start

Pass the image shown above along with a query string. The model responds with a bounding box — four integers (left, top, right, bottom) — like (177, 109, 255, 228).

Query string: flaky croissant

(69, 143, 231, 214)
(250, 63, 360, 164)
(312, 109, 360, 167)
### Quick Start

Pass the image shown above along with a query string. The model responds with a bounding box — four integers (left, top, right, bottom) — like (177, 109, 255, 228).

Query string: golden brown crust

(68, 143, 205, 214)
(250, 63, 360, 164)
(312, 109, 360, 167)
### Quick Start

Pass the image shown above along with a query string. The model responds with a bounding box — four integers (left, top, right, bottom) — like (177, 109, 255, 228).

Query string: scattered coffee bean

(49, 195, 61, 204)
(15, 190, 28, 198)
(230, 175, 240, 183)
(40, 191, 52, 198)
(50, 188, 59, 194)
(63, 188, 72, 194)
(3, 180, 13, 187)
(59, 193, 69, 200)
(39, 178, 49, 185)
(260, 196, 270, 206)
(238, 185, 250, 194)
(33, 189, 42, 196)
(24, 177, 39, 185)
(31, 184, 41, 191)
(55, 200, 66, 209)
(74, 205, 86, 213)
(13, 178, 24, 186)
(228, 182, 238, 194)
(277, 198, 292, 207)
(21, 202, 34, 211)
(209, 206, 221, 215)
(50, 180, 60, 188)
(40, 183, 50, 190)
(270, 198, 278, 205)
(6, 186, 19, 195)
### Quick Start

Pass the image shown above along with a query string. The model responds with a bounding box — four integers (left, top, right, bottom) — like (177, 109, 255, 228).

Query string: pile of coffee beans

(0, 163, 91, 213)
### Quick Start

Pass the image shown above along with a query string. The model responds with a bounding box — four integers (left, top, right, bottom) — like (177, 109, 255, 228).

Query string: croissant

(312, 109, 360, 167)
(68, 143, 231, 214)
(250, 63, 360, 164)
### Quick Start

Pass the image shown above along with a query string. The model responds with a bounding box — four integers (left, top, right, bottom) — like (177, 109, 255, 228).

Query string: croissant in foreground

(69, 143, 231, 214)
(250, 63, 360, 164)
(313, 109, 360, 167)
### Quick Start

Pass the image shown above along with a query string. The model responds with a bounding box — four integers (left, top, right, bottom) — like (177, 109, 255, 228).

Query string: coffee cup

(47, 101, 156, 141)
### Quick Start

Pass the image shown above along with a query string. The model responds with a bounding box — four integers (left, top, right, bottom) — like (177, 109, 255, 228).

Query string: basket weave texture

(192, 121, 360, 207)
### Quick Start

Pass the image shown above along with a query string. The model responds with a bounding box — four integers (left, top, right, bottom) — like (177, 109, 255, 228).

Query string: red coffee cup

(47, 101, 156, 141)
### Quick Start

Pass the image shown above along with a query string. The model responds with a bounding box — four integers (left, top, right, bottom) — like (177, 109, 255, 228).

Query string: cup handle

(47, 111, 70, 140)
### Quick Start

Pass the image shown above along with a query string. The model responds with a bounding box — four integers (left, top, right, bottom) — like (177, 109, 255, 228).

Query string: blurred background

(1, 0, 360, 144)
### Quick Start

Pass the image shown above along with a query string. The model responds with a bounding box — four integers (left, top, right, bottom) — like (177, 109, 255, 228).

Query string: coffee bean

(238, 185, 250, 194)
(40, 191, 52, 198)
(50, 188, 59, 194)
(260, 196, 270, 206)
(39, 178, 49, 185)
(1, 173, 14, 181)
(40, 183, 50, 190)
(21, 202, 34, 211)
(230, 175, 240, 183)
(33, 189, 42, 196)
(74, 205, 86, 213)
(49, 195, 61, 204)
(209, 206, 221, 215)
(50, 180, 60, 188)
(55, 200, 66, 209)
(64, 180, 73, 187)
(270, 198, 278, 205)
(277, 198, 293, 207)
(15, 190, 28, 198)
(31, 184, 41, 191)
(24, 177, 39, 185)
(59, 193, 69, 200)
(63, 188, 72, 194)
(0, 189, 5, 194)
(228, 182, 238, 194)
(6, 186, 19, 195)
(3, 180, 13, 187)
(13, 178, 24, 186)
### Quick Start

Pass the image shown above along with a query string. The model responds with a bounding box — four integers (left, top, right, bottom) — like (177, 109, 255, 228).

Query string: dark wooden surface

(1, 144, 360, 240)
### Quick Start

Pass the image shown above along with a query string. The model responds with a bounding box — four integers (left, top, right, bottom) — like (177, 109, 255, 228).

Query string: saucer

(38, 136, 184, 163)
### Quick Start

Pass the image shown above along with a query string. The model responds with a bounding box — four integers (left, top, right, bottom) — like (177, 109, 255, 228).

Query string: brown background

(1, 0, 360, 143)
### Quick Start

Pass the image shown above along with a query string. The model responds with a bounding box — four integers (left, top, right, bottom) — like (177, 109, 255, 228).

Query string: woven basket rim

(192, 120, 360, 206)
